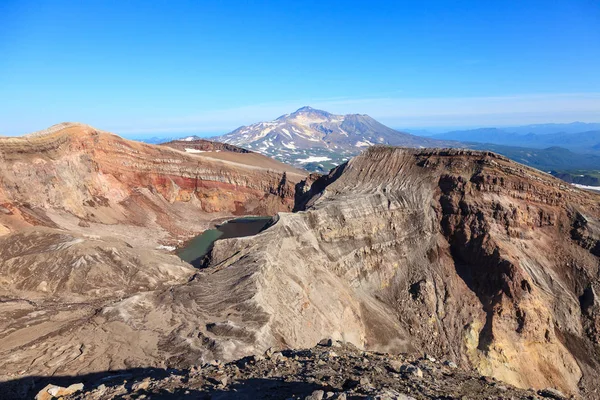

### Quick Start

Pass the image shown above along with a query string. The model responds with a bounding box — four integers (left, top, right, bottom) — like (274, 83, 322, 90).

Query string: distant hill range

(213, 106, 454, 171)
(208, 108, 600, 175)
(427, 123, 600, 155)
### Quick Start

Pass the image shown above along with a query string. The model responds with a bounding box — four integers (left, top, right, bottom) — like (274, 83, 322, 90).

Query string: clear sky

(1, 0, 599, 137)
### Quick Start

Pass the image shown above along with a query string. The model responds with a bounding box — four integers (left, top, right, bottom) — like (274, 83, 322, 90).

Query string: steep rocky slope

(4, 146, 600, 398)
(214, 106, 455, 171)
(0, 122, 305, 247)
(0, 122, 306, 397)
(197, 147, 600, 396)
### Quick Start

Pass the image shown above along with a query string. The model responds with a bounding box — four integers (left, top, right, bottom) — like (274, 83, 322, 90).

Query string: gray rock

(387, 360, 404, 373)
(305, 389, 325, 400)
(264, 347, 274, 358)
(318, 338, 333, 347)
(443, 360, 458, 368)
(369, 389, 417, 400)
(320, 350, 338, 359)
(538, 387, 567, 399)
(400, 364, 423, 378)
(218, 375, 229, 387)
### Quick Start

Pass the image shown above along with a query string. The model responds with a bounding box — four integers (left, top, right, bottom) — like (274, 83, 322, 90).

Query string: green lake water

(177, 216, 272, 267)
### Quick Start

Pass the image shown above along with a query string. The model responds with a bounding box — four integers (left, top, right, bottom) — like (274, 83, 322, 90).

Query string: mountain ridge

(213, 106, 456, 171)
(213, 108, 600, 176)
(0, 122, 304, 247)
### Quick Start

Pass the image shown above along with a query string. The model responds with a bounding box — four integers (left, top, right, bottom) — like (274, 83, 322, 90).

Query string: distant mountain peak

(213, 107, 449, 172)
(288, 106, 332, 118)
(295, 106, 316, 112)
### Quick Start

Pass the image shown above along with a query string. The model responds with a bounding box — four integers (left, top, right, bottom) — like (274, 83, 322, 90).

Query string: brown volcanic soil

(161, 138, 308, 175)
(3, 144, 600, 399)
(0, 122, 306, 248)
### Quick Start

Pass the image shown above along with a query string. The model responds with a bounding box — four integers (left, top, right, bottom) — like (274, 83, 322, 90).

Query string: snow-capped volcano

(212, 106, 452, 171)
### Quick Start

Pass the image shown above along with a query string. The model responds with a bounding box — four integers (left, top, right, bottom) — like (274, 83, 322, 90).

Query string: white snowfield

(573, 184, 600, 192)
(184, 148, 205, 153)
(297, 156, 332, 163)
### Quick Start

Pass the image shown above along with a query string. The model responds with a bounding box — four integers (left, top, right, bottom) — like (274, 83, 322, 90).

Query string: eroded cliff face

(3, 146, 600, 398)
(184, 147, 600, 395)
(0, 123, 305, 389)
(0, 123, 304, 246)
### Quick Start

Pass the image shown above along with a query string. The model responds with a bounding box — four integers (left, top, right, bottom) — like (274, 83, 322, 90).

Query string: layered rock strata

(3, 146, 600, 398)
(0, 123, 305, 246)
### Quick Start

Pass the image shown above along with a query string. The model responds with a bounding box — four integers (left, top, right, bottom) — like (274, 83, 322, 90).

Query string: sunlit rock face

(0, 122, 306, 247)
(204, 147, 600, 396)
(2, 143, 600, 398)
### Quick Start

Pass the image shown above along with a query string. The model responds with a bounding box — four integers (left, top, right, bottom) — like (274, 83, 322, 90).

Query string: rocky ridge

(0, 123, 305, 395)
(161, 138, 251, 154)
(198, 147, 600, 396)
(29, 341, 556, 400)
(0, 122, 305, 246)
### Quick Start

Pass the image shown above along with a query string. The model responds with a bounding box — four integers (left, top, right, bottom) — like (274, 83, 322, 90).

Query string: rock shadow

(1, 368, 326, 400)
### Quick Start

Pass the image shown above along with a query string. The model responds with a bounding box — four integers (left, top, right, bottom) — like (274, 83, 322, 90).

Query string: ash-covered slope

(4, 146, 600, 398)
(214, 107, 454, 171)
(0, 122, 305, 247)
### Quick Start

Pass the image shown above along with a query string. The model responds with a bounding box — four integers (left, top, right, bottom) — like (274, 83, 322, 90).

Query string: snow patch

(297, 156, 332, 163)
(573, 184, 600, 192)
(355, 140, 374, 147)
(281, 128, 292, 138)
(184, 148, 205, 153)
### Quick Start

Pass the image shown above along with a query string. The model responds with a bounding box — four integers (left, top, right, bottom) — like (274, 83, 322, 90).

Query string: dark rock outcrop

(10, 343, 538, 400)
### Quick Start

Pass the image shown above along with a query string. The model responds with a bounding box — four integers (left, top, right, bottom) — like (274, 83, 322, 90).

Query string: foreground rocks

(30, 342, 546, 400)
(35, 383, 84, 400)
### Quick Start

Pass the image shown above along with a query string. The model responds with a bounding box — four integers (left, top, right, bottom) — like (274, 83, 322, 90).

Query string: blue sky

(1, 0, 599, 137)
